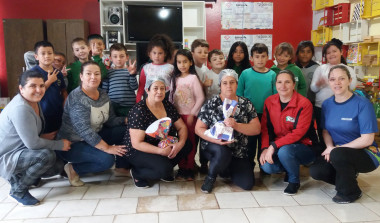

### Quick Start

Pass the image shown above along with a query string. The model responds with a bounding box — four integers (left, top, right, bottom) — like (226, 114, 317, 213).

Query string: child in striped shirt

(102, 43, 137, 116)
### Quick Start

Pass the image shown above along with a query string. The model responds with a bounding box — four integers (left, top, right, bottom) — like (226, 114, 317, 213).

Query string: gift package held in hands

(204, 98, 238, 141)
(146, 117, 178, 148)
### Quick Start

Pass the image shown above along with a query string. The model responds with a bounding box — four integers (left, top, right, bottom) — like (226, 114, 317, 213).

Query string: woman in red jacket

(260, 70, 316, 195)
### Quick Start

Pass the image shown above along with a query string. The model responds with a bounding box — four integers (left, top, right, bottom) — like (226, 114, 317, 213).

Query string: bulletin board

(221, 34, 273, 59)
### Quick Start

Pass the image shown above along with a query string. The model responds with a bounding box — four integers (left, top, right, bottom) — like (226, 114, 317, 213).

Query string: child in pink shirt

(171, 49, 205, 180)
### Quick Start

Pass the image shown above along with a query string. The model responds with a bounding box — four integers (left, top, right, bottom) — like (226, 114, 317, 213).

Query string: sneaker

(201, 176, 216, 194)
(176, 168, 187, 180)
(9, 191, 40, 206)
(130, 169, 149, 188)
(332, 192, 362, 204)
(160, 175, 175, 182)
(64, 163, 84, 187)
(283, 182, 300, 195)
(199, 164, 208, 175)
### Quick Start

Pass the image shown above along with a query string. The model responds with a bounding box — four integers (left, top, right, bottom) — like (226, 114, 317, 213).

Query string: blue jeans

(261, 144, 315, 183)
(57, 126, 128, 175)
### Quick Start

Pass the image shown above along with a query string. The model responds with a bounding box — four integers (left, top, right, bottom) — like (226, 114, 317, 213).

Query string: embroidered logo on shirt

(286, 116, 295, 122)
(341, 118, 352, 121)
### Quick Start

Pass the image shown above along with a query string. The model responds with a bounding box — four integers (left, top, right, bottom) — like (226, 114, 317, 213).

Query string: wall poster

(221, 34, 273, 59)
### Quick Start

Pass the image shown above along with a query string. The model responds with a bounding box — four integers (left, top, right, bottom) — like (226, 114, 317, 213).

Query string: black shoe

(199, 164, 208, 174)
(130, 169, 149, 188)
(260, 168, 270, 176)
(332, 192, 362, 204)
(160, 175, 174, 182)
(186, 169, 195, 181)
(201, 176, 216, 194)
(30, 178, 42, 188)
(176, 168, 187, 180)
(284, 183, 300, 195)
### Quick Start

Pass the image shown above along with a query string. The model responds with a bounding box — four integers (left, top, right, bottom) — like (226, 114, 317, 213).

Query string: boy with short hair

(31, 41, 67, 138)
(203, 49, 225, 100)
(191, 39, 209, 84)
(236, 43, 277, 169)
(66, 38, 107, 93)
(88, 34, 111, 69)
(102, 43, 138, 117)
(53, 52, 68, 86)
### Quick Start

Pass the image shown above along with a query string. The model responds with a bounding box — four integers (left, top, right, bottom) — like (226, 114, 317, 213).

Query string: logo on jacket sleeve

(286, 116, 295, 123)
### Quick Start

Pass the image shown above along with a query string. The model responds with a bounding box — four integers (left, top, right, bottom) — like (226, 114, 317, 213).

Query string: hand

(186, 115, 194, 128)
(105, 145, 127, 156)
(167, 142, 184, 159)
(160, 145, 172, 157)
(322, 146, 335, 162)
(61, 66, 70, 77)
(214, 139, 233, 145)
(127, 59, 137, 75)
(47, 69, 59, 84)
(62, 139, 71, 151)
(224, 117, 237, 128)
(124, 117, 128, 125)
(204, 76, 213, 87)
(316, 78, 327, 88)
(260, 145, 275, 165)
(91, 42, 101, 56)
(40, 130, 58, 140)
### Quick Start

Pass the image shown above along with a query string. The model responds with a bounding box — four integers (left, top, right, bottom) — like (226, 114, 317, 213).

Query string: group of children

(30, 32, 352, 182)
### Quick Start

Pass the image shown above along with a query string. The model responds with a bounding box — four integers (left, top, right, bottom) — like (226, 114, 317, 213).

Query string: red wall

(0, 0, 312, 97)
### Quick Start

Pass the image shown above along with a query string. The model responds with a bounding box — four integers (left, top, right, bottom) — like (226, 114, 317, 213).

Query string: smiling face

(72, 41, 90, 62)
(80, 64, 101, 90)
(209, 53, 225, 71)
(276, 72, 295, 99)
(34, 46, 54, 68)
(111, 50, 128, 69)
(176, 54, 192, 75)
(53, 55, 66, 70)
(19, 77, 46, 103)
(149, 46, 166, 64)
(146, 81, 166, 103)
(220, 76, 237, 99)
(89, 39, 105, 56)
(328, 68, 352, 96)
(232, 45, 245, 65)
(275, 51, 292, 67)
(325, 45, 342, 65)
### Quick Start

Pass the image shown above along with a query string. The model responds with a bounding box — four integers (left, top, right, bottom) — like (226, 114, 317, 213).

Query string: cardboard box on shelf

(364, 36, 374, 42)
(362, 54, 377, 66)
(373, 35, 380, 42)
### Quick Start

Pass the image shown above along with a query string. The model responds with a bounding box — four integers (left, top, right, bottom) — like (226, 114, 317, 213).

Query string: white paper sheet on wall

(221, 34, 273, 59)
(221, 2, 273, 29)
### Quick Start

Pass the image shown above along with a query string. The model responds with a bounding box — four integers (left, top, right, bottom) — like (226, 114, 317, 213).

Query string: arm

(190, 76, 206, 115)
(136, 68, 146, 103)
(128, 70, 139, 91)
(168, 118, 188, 158)
(224, 116, 261, 136)
(310, 65, 324, 93)
(11, 105, 64, 150)
(45, 69, 59, 89)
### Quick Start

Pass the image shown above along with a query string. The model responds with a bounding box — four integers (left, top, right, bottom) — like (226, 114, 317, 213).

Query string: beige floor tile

(324, 203, 380, 222)
(0, 190, 9, 202)
(358, 175, 377, 187)
(29, 187, 52, 201)
(215, 192, 259, 208)
(82, 185, 123, 199)
(285, 205, 339, 223)
(159, 181, 196, 196)
(122, 184, 159, 197)
(44, 186, 88, 201)
(363, 187, 380, 201)
(94, 197, 137, 215)
(137, 196, 177, 213)
(39, 177, 72, 188)
(159, 210, 203, 223)
(0, 203, 16, 220)
(320, 185, 375, 203)
(194, 180, 233, 194)
(23, 218, 69, 223)
(49, 199, 98, 217)
(79, 172, 112, 186)
(68, 215, 114, 223)
(243, 207, 294, 223)
(202, 209, 249, 223)
(178, 194, 218, 211)
(261, 174, 289, 190)
(362, 202, 380, 216)
(5, 201, 58, 220)
(0, 182, 10, 191)
(108, 175, 134, 185)
(292, 189, 334, 205)
(299, 177, 330, 190)
(0, 220, 23, 223)
(114, 213, 158, 223)
(252, 191, 298, 207)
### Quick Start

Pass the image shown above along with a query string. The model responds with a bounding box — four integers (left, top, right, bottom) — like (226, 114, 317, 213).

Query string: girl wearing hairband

(310, 65, 379, 204)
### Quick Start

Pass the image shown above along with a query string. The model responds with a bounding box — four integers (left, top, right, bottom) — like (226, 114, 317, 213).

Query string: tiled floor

(1, 166, 380, 223)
